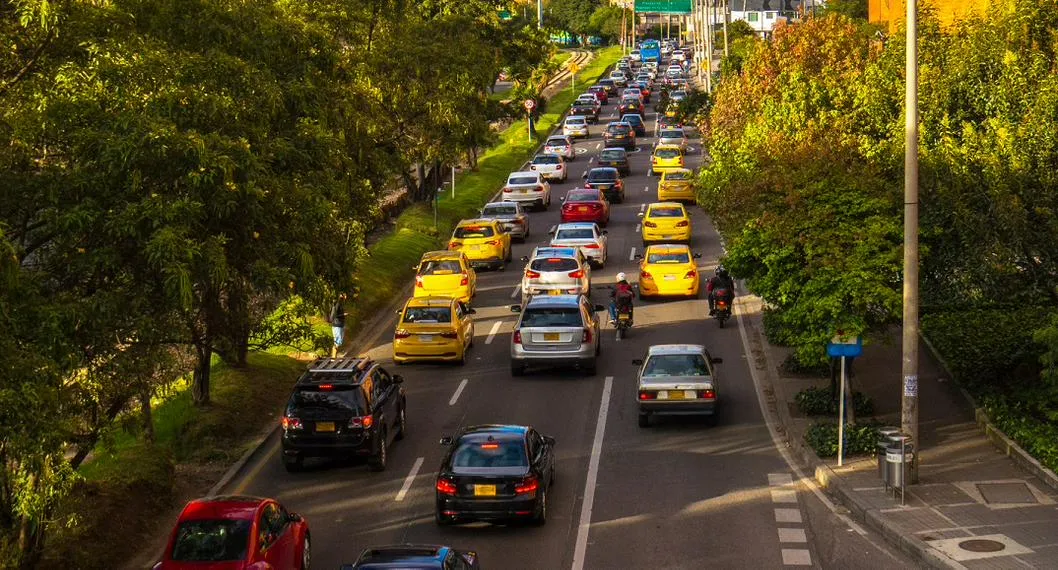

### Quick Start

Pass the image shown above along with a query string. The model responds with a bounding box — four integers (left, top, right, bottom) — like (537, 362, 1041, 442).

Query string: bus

(639, 39, 661, 63)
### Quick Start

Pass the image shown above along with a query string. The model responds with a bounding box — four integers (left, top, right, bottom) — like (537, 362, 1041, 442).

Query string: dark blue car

(343, 544, 481, 569)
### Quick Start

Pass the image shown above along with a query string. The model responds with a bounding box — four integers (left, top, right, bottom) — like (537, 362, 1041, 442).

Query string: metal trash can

(886, 438, 914, 488)
(876, 427, 901, 482)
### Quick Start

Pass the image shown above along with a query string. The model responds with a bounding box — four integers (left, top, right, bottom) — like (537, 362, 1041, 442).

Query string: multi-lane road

(219, 77, 920, 569)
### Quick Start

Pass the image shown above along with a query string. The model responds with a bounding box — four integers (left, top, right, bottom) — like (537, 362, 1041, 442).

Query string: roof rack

(307, 357, 372, 373)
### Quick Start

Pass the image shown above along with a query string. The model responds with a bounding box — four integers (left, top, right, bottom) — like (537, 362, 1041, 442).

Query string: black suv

(280, 357, 407, 473)
(603, 122, 636, 151)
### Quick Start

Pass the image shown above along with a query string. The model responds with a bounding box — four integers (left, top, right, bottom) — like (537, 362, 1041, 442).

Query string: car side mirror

(392, 374, 405, 384)
(634, 254, 643, 260)
(543, 435, 556, 446)
(467, 308, 477, 314)
(440, 435, 453, 445)
(411, 265, 419, 270)
(601, 230, 608, 235)
(593, 304, 606, 312)
(632, 359, 644, 365)
(693, 253, 703, 259)
(520, 255, 529, 262)
(287, 512, 304, 523)
(582, 172, 588, 179)
(637, 212, 645, 217)
(394, 309, 402, 315)
(510, 305, 522, 313)
(711, 357, 724, 364)
(559, 196, 566, 203)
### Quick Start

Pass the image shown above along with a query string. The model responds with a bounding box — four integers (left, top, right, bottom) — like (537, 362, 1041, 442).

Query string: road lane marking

(640, 203, 646, 213)
(775, 508, 802, 524)
(510, 284, 520, 298)
(449, 379, 468, 406)
(231, 439, 279, 495)
(628, 247, 636, 261)
(644, 185, 649, 192)
(781, 549, 812, 566)
(595, 142, 601, 149)
(771, 489, 797, 503)
(769, 473, 794, 486)
(778, 528, 807, 543)
(485, 321, 503, 344)
(571, 376, 614, 570)
(635, 224, 641, 232)
(395, 457, 424, 502)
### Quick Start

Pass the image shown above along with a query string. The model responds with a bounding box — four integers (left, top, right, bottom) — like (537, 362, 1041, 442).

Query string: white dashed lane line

(485, 320, 503, 343)
(768, 473, 812, 566)
(394, 457, 424, 502)
(448, 378, 468, 406)
(628, 247, 636, 261)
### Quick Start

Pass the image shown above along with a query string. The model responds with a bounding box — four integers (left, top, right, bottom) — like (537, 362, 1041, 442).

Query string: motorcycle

(712, 288, 732, 328)
(615, 304, 634, 339)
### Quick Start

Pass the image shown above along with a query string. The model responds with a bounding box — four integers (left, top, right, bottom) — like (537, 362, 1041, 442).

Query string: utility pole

(722, 0, 729, 60)
(537, 0, 543, 29)
(621, 5, 627, 53)
(901, 0, 921, 484)
(704, 0, 713, 93)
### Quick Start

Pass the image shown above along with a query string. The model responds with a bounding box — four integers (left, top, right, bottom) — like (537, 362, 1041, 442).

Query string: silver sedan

(633, 344, 724, 427)
(480, 201, 530, 241)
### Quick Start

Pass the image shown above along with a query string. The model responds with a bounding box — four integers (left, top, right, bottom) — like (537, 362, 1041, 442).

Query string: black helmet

(715, 266, 729, 279)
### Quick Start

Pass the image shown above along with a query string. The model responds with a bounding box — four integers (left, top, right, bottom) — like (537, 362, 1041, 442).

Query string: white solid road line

(449, 378, 468, 406)
(485, 321, 503, 344)
(571, 376, 614, 570)
(510, 284, 521, 299)
(395, 456, 424, 502)
(628, 247, 636, 261)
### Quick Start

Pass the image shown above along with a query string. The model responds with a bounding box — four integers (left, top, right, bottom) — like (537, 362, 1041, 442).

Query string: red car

(155, 496, 310, 570)
(560, 188, 610, 226)
(588, 85, 609, 105)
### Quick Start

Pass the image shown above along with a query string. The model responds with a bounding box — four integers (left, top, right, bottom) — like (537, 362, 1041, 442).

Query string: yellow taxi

(393, 296, 476, 365)
(635, 244, 703, 299)
(649, 144, 685, 176)
(639, 202, 692, 245)
(448, 219, 512, 270)
(413, 250, 477, 303)
(657, 168, 696, 203)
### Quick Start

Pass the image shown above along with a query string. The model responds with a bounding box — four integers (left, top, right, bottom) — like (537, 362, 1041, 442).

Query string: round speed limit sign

(524, 99, 536, 111)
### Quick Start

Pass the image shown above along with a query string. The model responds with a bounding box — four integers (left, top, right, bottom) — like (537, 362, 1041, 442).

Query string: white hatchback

(501, 171, 552, 210)
(549, 222, 608, 268)
(563, 115, 590, 139)
(519, 246, 592, 298)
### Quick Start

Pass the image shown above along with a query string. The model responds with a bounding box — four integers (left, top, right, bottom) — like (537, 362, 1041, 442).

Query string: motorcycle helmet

(715, 266, 729, 279)
(615, 272, 628, 283)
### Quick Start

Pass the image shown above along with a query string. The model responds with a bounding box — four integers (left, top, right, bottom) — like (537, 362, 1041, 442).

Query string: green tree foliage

(822, 0, 868, 20)
(587, 5, 624, 42)
(546, 0, 601, 43)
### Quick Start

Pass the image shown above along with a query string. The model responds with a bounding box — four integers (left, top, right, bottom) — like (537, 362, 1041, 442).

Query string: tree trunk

(16, 473, 44, 570)
(141, 389, 155, 444)
(192, 344, 212, 406)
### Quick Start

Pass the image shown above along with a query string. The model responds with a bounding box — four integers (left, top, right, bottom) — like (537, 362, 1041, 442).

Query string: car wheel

(505, 246, 513, 263)
(299, 535, 311, 570)
(638, 413, 650, 428)
(395, 406, 407, 440)
(370, 430, 388, 472)
(283, 455, 303, 473)
(455, 346, 466, 365)
(511, 361, 526, 377)
(531, 488, 548, 526)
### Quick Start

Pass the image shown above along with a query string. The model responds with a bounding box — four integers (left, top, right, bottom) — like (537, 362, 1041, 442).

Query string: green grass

(346, 46, 622, 341)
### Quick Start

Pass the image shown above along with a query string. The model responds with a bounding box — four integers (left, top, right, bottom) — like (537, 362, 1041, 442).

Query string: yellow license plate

(544, 332, 561, 341)
(474, 485, 497, 497)
(547, 290, 562, 296)
(315, 422, 335, 432)
(666, 391, 685, 400)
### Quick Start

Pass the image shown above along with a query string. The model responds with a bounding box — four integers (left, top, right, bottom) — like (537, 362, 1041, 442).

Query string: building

(730, 0, 816, 37)
(869, 0, 992, 33)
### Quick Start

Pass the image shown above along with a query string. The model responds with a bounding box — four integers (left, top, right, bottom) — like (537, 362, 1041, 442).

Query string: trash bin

(876, 427, 902, 482)
(886, 438, 914, 488)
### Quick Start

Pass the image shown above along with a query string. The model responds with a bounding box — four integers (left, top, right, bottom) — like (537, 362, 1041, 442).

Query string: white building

(730, 0, 823, 37)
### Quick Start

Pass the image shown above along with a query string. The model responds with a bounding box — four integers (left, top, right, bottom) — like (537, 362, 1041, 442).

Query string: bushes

(795, 386, 873, 417)
(804, 421, 880, 458)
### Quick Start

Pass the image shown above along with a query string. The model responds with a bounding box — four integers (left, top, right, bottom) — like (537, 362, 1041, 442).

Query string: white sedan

(549, 222, 608, 268)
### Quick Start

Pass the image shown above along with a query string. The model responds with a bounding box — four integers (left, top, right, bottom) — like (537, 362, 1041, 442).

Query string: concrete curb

(919, 332, 1058, 494)
(207, 423, 278, 497)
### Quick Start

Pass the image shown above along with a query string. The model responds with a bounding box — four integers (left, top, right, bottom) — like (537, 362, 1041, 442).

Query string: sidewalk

(739, 296, 1058, 569)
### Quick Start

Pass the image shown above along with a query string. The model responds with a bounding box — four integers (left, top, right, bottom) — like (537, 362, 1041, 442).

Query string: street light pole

(901, 0, 921, 484)
(537, 0, 542, 29)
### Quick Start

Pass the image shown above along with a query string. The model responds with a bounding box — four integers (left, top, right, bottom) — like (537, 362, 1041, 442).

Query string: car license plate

(315, 422, 335, 432)
(664, 275, 677, 281)
(518, 189, 528, 194)
(419, 335, 433, 342)
(578, 206, 589, 212)
(547, 290, 562, 296)
(474, 484, 497, 497)
(544, 332, 560, 340)
(665, 391, 685, 400)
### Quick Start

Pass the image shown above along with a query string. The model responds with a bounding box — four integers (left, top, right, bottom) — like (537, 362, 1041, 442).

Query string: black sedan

(597, 147, 631, 176)
(583, 167, 625, 203)
(435, 424, 556, 526)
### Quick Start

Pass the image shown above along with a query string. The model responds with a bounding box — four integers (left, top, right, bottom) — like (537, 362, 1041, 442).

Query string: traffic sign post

(827, 332, 863, 466)
(524, 99, 536, 141)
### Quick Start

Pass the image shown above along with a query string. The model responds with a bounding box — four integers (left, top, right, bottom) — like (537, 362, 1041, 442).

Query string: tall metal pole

(722, 0, 729, 60)
(838, 355, 847, 467)
(537, 0, 542, 29)
(704, 0, 713, 93)
(901, 0, 921, 484)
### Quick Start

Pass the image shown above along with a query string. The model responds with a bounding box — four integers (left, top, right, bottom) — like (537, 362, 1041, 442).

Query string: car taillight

(699, 389, 716, 400)
(641, 270, 652, 279)
(394, 329, 411, 339)
(536, 186, 545, 192)
(440, 330, 459, 339)
(503, 187, 513, 193)
(582, 328, 592, 343)
(526, 270, 541, 278)
(448, 241, 460, 250)
(415, 275, 424, 288)
(584, 243, 600, 249)
(281, 416, 303, 430)
(583, 182, 593, 188)
(676, 220, 689, 227)
(556, 163, 563, 169)
(569, 270, 585, 279)
(460, 273, 469, 286)
(644, 221, 657, 228)
(514, 475, 539, 495)
(685, 269, 697, 279)
(436, 477, 458, 496)
(652, 157, 658, 163)
(513, 330, 522, 344)
(485, 240, 499, 246)
(348, 415, 374, 429)
(590, 203, 602, 210)
(638, 391, 656, 400)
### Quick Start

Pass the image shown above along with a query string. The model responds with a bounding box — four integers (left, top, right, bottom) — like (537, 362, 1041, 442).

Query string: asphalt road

(222, 77, 919, 570)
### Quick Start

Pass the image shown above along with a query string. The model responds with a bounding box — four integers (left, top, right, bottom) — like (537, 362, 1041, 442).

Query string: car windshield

(508, 176, 538, 185)
(533, 155, 561, 165)
(483, 204, 518, 216)
(403, 306, 452, 323)
(588, 170, 618, 182)
(454, 225, 495, 238)
(643, 354, 709, 377)
(655, 148, 681, 159)
(664, 171, 692, 181)
(419, 260, 461, 275)
(170, 519, 251, 562)
(555, 228, 595, 240)
(529, 257, 579, 272)
(607, 124, 630, 134)
(600, 150, 625, 161)
(451, 438, 528, 469)
(647, 251, 690, 263)
(649, 207, 685, 217)
(566, 190, 599, 201)
(520, 307, 583, 327)
(660, 130, 684, 138)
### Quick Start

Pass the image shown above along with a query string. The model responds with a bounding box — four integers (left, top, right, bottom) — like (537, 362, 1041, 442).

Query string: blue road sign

(827, 333, 863, 358)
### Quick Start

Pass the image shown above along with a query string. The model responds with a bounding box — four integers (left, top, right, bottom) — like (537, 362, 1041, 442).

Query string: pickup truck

(570, 102, 599, 123)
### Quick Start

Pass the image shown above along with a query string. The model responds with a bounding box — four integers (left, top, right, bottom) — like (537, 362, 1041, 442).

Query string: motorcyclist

(609, 272, 636, 324)
(706, 266, 735, 315)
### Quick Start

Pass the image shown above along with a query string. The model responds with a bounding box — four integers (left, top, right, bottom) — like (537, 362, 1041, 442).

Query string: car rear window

(660, 130, 684, 138)
(451, 438, 527, 469)
(624, 115, 643, 126)
(529, 257, 579, 272)
(600, 150, 625, 161)
(520, 307, 583, 327)
(533, 155, 561, 165)
(547, 138, 569, 146)
(555, 228, 595, 240)
(664, 171, 692, 181)
(171, 519, 251, 562)
(649, 207, 685, 217)
(566, 117, 586, 125)
(643, 354, 708, 378)
(419, 260, 461, 275)
(566, 190, 600, 201)
(607, 125, 631, 134)
(454, 225, 495, 238)
(508, 175, 538, 185)
(588, 170, 618, 182)
(647, 251, 690, 263)
(655, 148, 681, 159)
(403, 306, 452, 323)
(289, 386, 365, 415)
(483, 204, 518, 216)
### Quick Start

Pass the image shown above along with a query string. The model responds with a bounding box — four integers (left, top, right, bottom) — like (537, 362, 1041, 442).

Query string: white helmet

(616, 272, 627, 282)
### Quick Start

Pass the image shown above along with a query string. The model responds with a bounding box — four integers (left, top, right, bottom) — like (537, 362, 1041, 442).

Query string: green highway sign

(634, 0, 692, 14)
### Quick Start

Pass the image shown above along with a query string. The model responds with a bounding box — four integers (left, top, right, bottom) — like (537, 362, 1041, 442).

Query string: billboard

(634, 0, 693, 14)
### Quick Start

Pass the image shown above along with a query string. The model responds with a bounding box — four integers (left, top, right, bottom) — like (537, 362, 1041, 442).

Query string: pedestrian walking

(329, 293, 347, 357)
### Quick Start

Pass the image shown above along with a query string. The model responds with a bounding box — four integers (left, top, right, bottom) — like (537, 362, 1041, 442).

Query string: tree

(546, 0, 601, 44)
(822, 0, 868, 20)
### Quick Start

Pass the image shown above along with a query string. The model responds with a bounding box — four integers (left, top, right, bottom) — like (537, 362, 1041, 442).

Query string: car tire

(638, 413, 650, 428)
(511, 361, 526, 376)
(505, 246, 513, 263)
(395, 406, 407, 441)
(455, 347, 466, 365)
(299, 535, 311, 570)
(531, 488, 548, 526)
(283, 455, 303, 473)
(370, 430, 388, 472)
